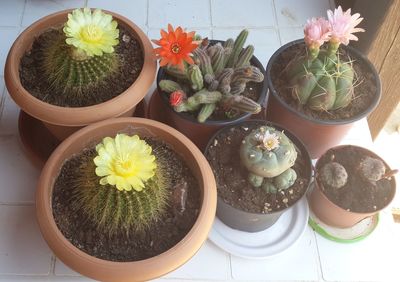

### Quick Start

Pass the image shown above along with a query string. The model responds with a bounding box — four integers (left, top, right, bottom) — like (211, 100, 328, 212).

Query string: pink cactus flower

(327, 6, 365, 45)
(304, 17, 331, 49)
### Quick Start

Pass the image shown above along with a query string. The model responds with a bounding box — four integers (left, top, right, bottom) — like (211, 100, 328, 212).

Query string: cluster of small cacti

(319, 155, 387, 189)
(40, 8, 120, 93)
(158, 29, 264, 122)
(239, 126, 298, 193)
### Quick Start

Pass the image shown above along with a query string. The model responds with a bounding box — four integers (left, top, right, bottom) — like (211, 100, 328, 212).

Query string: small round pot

(5, 9, 156, 141)
(266, 39, 381, 159)
(204, 120, 312, 232)
(36, 117, 217, 282)
(309, 145, 396, 228)
(156, 40, 268, 151)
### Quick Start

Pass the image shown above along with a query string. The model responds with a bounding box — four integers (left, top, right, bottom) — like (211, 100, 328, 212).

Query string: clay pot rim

(36, 117, 217, 281)
(156, 39, 269, 126)
(4, 9, 156, 127)
(314, 144, 397, 215)
(204, 119, 313, 216)
(266, 39, 381, 126)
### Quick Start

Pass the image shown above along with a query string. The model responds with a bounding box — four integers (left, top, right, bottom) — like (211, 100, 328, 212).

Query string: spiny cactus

(358, 156, 386, 182)
(159, 29, 264, 122)
(320, 161, 348, 189)
(240, 126, 298, 192)
(40, 8, 120, 94)
(69, 135, 170, 236)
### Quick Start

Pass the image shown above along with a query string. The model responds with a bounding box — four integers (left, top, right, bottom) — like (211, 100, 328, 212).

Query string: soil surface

(20, 25, 143, 107)
(270, 42, 377, 121)
(205, 122, 310, 213)
(316, 146, 395, 213)
(52, 138, 200, 262)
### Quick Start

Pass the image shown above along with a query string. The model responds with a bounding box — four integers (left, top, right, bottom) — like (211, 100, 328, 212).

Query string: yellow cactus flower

(64, 8, 119, 57)
(94, 134, 157, 192)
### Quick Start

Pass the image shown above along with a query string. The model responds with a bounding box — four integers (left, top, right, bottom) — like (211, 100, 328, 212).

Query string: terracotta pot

(4, 9, 156, 141)
(266, 39, 381, 158)
(36, 117, 217, 282)
(309, 145, 396, 228)
(156, 40, 268, 151)
(204, 120, 312, 232)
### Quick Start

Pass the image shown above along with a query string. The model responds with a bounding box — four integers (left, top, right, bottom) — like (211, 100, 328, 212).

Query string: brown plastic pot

(204, 120, 312, 232)
(266, 39, 381, 159)
(309, 145, 396, 228)
(4, 9, 156, 141)
(156, 40, 268, 151)
(36, 117, 217, 282)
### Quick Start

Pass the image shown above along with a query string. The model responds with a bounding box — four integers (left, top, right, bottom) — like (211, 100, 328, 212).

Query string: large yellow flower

(94, 134, 157, 192)
(63, 8, 119, 57)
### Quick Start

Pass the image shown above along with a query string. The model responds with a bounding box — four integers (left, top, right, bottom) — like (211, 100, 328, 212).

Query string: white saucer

(208, 197, 309, 259)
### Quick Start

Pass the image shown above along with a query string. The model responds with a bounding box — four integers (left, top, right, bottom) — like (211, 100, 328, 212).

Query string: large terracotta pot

(36, 117, 217, 282)
(4, 9, 156, 140)
(204, 120, 312, 232)
(309, 145, 396, 228)
(156, 40, 268, 151)
(266, 39, 381, 159)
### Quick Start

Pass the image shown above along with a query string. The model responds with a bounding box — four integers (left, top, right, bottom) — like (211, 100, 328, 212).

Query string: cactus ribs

(19, 25, 144, 107)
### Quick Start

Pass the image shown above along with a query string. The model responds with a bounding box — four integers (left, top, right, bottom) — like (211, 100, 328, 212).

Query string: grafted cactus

(239, 126, 298, 193)
(320, 161, 348, 189)
(158, 29, 264, 122)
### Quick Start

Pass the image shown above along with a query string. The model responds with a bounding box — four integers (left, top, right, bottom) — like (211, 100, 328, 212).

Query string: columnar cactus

(239, 126, 298, 193)
(156, 28, 264, 122)
(287, 7, 365, 112)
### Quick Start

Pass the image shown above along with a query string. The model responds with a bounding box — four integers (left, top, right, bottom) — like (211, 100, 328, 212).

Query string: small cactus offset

(358, 156, 386, 182)
(287, 6, 365, 112)
(70, 134, 170, 236)
(320, 162, 348, 189)
(239, 126, 298, 193)
(154, 26, 264, 122)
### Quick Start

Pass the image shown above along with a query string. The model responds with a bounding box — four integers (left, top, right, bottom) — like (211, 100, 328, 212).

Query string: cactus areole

(155, 28, 267, 124)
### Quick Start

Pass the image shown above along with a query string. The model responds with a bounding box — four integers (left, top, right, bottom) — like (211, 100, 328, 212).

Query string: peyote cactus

(240, 126, 298, 193)
(40, 8, 120, 94)
(155, 27, 264, 122)
(320, 161, 348, 189)
(70, 134, 169, 236)
(358, 156, 386, 182)
(287, 7, 365, 112)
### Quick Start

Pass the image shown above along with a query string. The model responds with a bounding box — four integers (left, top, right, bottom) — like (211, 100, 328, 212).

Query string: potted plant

(204, 120, 312, 232)
(36, 117, 217, 282)
(309, 145, 397, 228)
(266, 6, 381, 158)
(153, 25, 268, 150)
(5, 8, 156, 140)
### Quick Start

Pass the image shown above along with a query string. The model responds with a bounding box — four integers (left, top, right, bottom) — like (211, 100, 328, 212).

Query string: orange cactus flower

(153, 24, 199, 69)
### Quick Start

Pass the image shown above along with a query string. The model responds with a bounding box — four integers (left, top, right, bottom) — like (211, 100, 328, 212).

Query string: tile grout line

(19, 0, 28, 27)
(0, 202, 35, 206)
(271, 0, 283, 46)
(146, 0, 150, 30)
(209, 0, 213, 27)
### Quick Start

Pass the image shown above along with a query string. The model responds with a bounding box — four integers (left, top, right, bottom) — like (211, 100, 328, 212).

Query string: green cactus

(240, 126, 298, 189)
(198, 103, 217, 122)
(320, 162, 348, 189)
(358, 156, 386, 182)
(69, 147, 169, 236)
(273, 168, 297, 190)
(161, 29, 264, 122)
(288, 48, 355, 112)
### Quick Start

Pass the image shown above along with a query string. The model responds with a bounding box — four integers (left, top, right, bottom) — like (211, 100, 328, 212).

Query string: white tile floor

(1, 0, 400, 281)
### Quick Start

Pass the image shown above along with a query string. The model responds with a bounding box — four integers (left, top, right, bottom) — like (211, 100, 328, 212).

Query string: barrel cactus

(154, 27, 264, 122)
(70, 134, 169, 236)
(40, 8, 120, 94)
(320, 161, 348, 189)
(358, 156, 386, 182)
(287, 6, 364, 112)
(239, 126, 298, 193)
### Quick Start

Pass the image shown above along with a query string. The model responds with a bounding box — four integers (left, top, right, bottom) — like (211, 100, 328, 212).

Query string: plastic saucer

(208, 197, 309, 259)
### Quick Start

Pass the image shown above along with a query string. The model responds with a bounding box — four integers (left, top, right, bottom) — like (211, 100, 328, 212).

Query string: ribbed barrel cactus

(40, 8, 120, 94)
(154, 27, 264, 122)
(239, 126, 298, 193)
(70, 134, 169, 236)
(320, 161, 348, 189)
(287, 6, 365, 112)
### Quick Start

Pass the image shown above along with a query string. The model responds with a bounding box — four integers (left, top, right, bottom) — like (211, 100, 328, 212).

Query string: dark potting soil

(316, 146, 395, 213)
(205, 122, 310, 213)
(52, 138, 201, 262)
(19, 25, 143, 107)
(270, 42, 377, 121)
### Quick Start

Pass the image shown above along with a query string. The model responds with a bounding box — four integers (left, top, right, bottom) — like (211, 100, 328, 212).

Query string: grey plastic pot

(205, 120, 312, 232)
